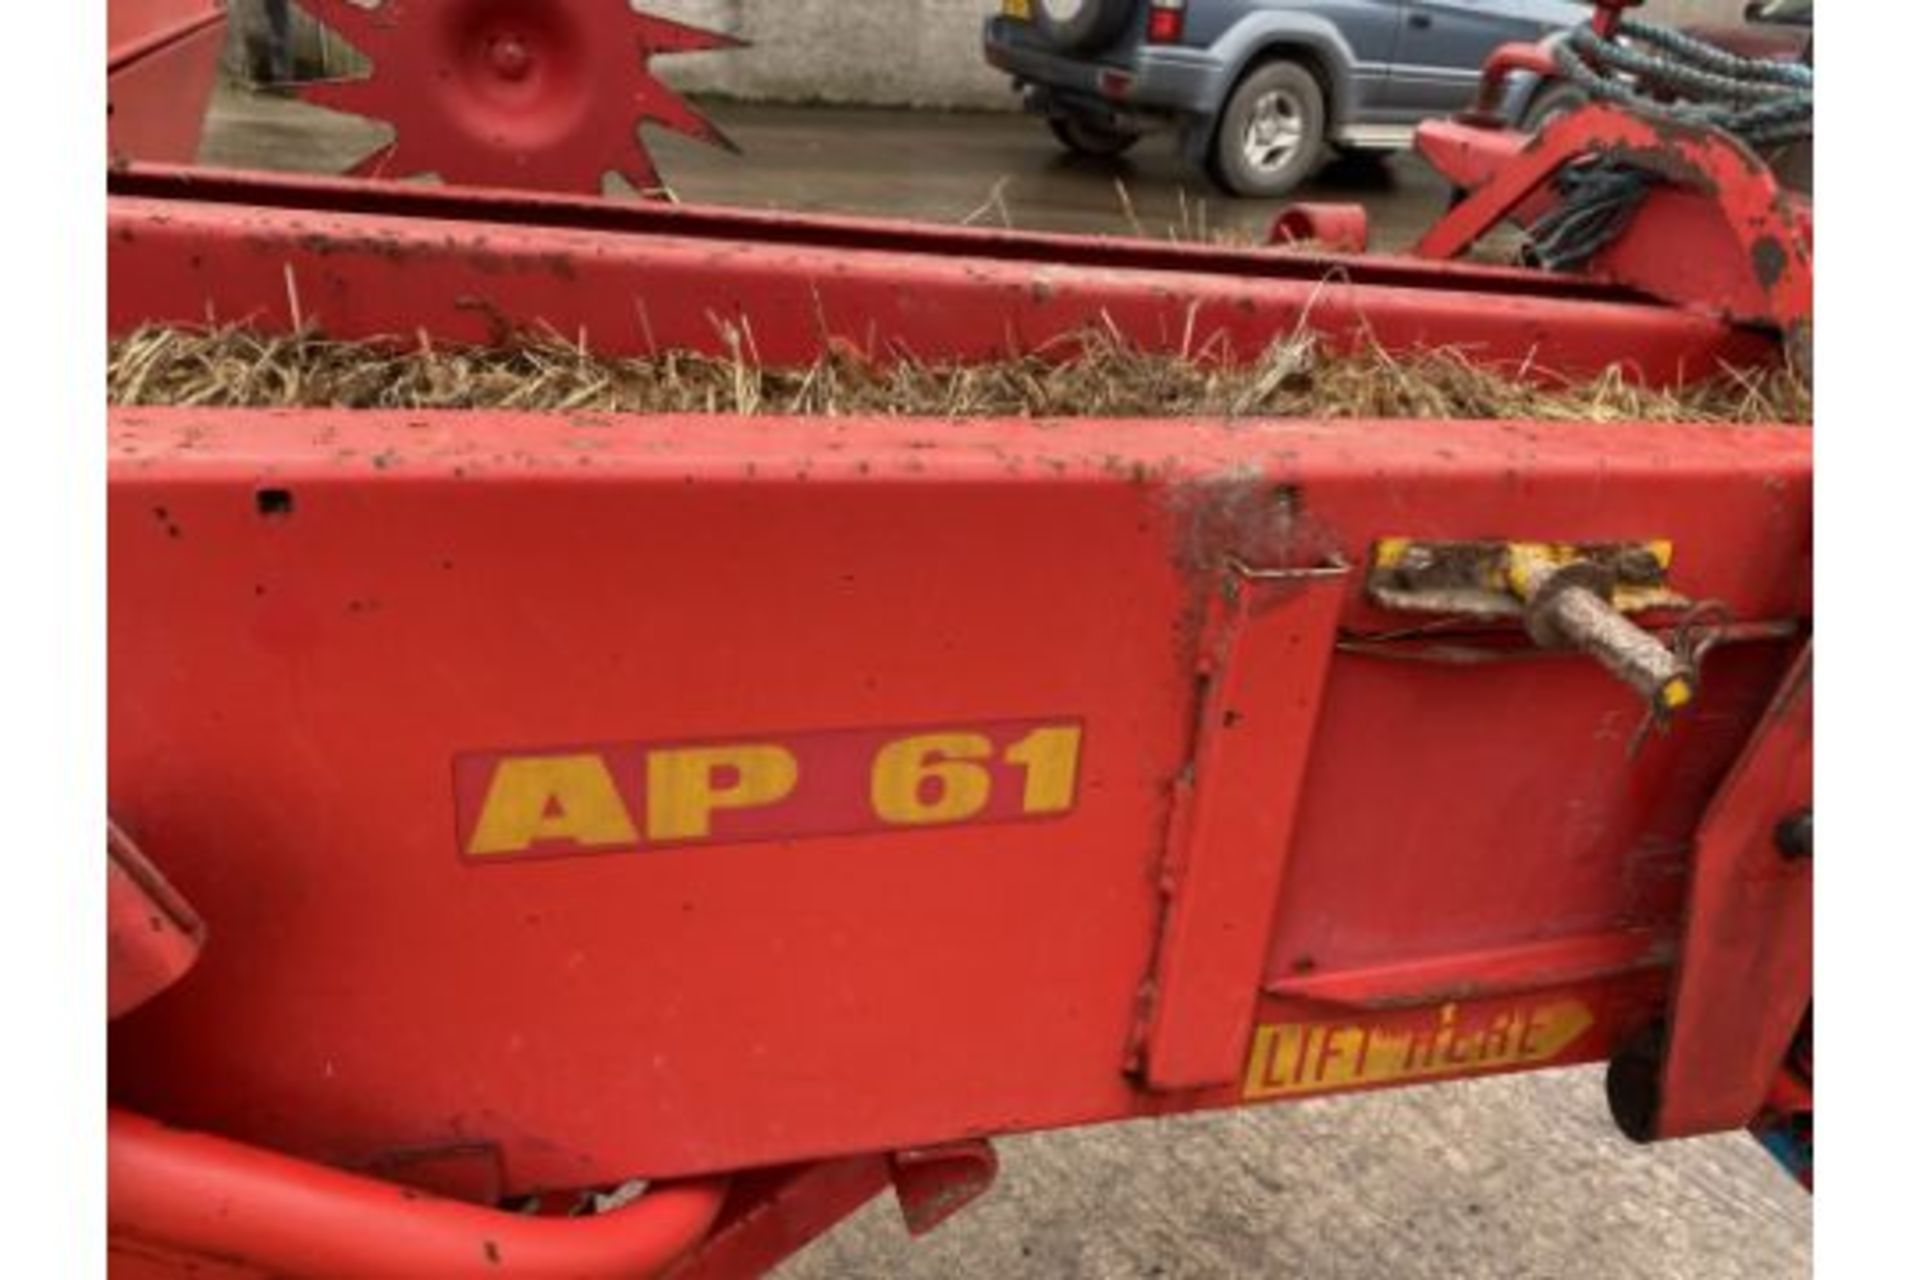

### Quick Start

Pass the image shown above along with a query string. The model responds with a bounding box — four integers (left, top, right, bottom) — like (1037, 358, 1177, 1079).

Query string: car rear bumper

(982, 16, 1222, 121)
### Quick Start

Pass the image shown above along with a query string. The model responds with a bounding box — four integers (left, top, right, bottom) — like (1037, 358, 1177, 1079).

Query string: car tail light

(1147, 0, 1186, 45)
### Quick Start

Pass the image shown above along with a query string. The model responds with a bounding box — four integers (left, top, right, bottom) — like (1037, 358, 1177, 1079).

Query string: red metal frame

(1415, 104, 1812, 337)
(105, 62, 1811, 1264)
(109, 163, 1772, 379)
(108, 391, 1805, 1172)
(107, 0, 225, 166)
(1654, 646, 1812, 1138)
(1137, 564, 1348, 1088)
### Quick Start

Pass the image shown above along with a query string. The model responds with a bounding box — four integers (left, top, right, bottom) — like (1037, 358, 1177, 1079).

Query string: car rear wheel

(1032, 0, 1134, 55)
(1047, 114, 1141, 158)
(1207, 61, 1327, 199)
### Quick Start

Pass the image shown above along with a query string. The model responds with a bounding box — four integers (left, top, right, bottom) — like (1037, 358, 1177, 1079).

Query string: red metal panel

(108, 0, 223, 68)
(107, 822, 205, 1019)
(1266, 639, 1802, 982)
(111, 1242, 265, 1280)
(108, 405, 1808, 1186)
(108, 20, 224, 166)
(105, 183, 1777, 379)
(1267, 930, 1673, 1010)
(109, 162, 1661, 304)
(1655, 646, 1811, 1137)
(1140, 565, 1347, 1089)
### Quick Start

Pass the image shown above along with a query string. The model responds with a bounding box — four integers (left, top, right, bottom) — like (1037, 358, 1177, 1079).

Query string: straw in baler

(106, 324, 1811, 426)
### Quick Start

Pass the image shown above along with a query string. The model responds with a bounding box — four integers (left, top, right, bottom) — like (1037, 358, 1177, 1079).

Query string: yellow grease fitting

(1242, 1000, 1593, 1101)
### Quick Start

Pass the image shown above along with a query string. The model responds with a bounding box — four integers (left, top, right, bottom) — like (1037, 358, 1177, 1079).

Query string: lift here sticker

(453, 719, 1083, 861)
(1242, 1000, 1594, 1101)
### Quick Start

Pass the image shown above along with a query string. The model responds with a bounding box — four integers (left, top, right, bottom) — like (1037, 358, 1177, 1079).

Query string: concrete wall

(226, 1, 1756, 108)
(648, 1, 1018, 110)
(1642, 0, 1753, 24)
(649, 0, 1755, 109)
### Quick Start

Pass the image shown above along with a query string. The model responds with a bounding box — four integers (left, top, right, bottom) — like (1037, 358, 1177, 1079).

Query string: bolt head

(488, 35, 534, 81)
(1774, 809, 1813, 861)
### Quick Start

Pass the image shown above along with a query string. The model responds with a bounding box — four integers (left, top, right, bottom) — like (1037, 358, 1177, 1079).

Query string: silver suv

(984, 0, 1590, 197)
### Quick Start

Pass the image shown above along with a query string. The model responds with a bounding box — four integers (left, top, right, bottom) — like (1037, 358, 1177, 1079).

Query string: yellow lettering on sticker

(1241, 1000, 1593, 1101)
(467, 755, 639, 856)
(1004, 724, 1082, 815)
(647, 744, 800, 841)
(869, 733, 993, 826)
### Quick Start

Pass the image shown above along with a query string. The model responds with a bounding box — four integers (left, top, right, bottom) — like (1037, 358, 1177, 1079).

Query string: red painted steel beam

(1653, 646, 1811, 1138)
(111, 162, 1645, 305)
(106, 189, 1775, 381)
(1138, 564, 1348, 1088)
(109, 1110, 727, 1278)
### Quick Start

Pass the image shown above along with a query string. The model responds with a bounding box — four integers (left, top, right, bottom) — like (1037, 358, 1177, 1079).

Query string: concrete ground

(199, 88, 1454, 248)
(192, 91, 1811, 1279)
(783, 1070, 1807, 1279)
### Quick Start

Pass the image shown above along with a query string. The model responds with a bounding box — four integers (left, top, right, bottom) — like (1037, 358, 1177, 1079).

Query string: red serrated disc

(295, 0, 743, 194)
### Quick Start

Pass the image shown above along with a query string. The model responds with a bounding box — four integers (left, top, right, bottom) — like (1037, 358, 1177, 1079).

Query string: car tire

(1032, 0, 1134, 55)
(1047, 114, 1141, 158)
(1521, 81, 1587, 134)
(1207, 61, 1327, 199)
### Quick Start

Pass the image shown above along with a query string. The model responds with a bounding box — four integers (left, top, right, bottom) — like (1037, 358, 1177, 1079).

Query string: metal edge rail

(109, 1110, 729, 1278)
(108, 162, 1655, 306)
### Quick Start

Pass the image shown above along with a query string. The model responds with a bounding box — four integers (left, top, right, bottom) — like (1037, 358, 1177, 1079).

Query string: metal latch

(1368, 539, 1698, 715)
